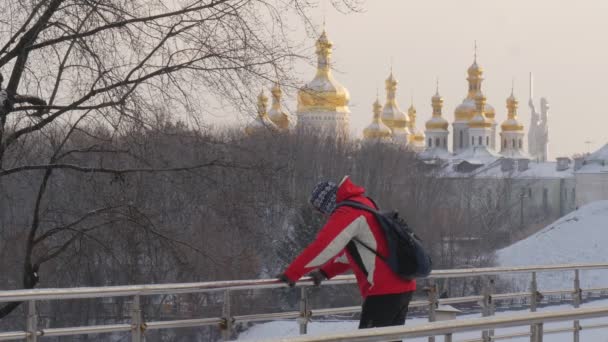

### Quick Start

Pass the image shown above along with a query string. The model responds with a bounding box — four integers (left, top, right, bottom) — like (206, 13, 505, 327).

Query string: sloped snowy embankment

(497, 200, 608, 290)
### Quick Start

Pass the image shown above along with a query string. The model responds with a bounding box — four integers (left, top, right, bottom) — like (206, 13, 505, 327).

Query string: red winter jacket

(284, 176, 415, 297)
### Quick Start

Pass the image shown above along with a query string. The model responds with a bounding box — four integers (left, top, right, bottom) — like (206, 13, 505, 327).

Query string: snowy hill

(497, 200, 608, 290)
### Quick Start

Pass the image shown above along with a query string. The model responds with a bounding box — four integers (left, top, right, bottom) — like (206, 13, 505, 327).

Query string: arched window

(479, 136, 482, 145)
(472, 137, 475, 145)
(519, 139, 522, 148)
(428, 138, 432, 147)
(486, 136, 489, 146)
(435, 138, 440, 147)
(504, 139, 507, 148)
(513, 139, 516, 148)
(444, 137, 447, 147)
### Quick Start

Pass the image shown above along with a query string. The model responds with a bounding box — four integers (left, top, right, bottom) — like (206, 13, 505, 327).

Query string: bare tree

(0, 0, 361, 320)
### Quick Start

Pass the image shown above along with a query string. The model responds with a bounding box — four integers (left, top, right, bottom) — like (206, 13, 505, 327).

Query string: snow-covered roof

(497, 200, 608, 290)
(576, 143, 608, 174)
(587, 144, 608, 162)
(451, 146, 500, 166)
(419, 148, 451, 160)
(473, 161, 574, 179)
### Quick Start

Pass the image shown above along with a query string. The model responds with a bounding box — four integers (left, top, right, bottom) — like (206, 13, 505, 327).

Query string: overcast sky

(231, 0, 608, 159)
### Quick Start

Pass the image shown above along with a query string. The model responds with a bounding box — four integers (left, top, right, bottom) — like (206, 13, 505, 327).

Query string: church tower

(381, 71, 410, 145)
(424, 82, 449, 153)
(268, 83, 291, 131)
(500, 89, 526, 157)
(453, 46, 496, 154)
(425, 82, 450, 156)
(363, 96, 392, 141)
(468, 91, 494, 150)
(407, 101, 426, 150)
(296, 29, 350, 136)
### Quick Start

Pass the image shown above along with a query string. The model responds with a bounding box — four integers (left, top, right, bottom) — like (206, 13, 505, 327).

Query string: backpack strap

(335, 199, 388, 262)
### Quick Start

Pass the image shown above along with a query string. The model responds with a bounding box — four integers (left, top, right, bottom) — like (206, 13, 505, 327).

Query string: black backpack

(336, 200, 433, 280)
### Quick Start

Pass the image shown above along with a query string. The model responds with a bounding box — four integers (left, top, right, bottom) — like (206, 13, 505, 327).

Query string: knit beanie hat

(309, 181, 338, 214)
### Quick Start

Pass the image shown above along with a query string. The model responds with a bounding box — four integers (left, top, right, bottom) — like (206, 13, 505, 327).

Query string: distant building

(575, 144, 608, 207)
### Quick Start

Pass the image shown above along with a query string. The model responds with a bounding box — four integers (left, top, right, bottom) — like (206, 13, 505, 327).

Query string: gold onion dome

(245, 90, 278, 135)
(501, 91, 524, 131)
(381, 71, 409, 130)
(469, 91, 492, 128)
(268, 83, 291, 130)
(407, 104, 425, 142)
(455, 56, 495, 122)
(426, 87, 449, 131)
(297, 30, 350, 114)
(363, 97, 392, 139)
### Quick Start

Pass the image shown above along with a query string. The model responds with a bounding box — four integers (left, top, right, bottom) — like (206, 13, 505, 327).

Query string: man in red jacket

(278, 176, 416, 329)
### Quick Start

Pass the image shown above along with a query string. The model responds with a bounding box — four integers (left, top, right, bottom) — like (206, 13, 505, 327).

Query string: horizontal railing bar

(4, 263, 608, 302)
(311, 306, 361, 317)
(438, 296, 484, 305)
(41, 324, 132, 337)
(579, 322, 608, 330)
(583, 287, 608, 293)
(234, 311, 301, 323)
(243, 306, 608, 342)
(146, 318, 223, 330)
(0, 331, 27, 341)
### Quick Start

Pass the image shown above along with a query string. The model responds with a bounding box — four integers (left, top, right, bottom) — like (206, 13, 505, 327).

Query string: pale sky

(232, 0, 608, 159)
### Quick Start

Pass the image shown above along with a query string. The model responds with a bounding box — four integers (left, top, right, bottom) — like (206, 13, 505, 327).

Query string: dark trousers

(359, 291, 413, 330)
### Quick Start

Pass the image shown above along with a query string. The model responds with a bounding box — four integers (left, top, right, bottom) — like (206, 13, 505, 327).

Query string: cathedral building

(295, 30, 350, 137)
(245, 29, 550, 164)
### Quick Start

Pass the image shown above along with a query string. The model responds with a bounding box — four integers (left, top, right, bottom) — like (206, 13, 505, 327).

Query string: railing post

(221, 289, 233, 341)
(529, 272, 538, 342)
(573, 269, 582, 342)
(427, 279, 437, 342)
(26, 301, 37, 342)
(481, 276, 495, 342)
(532, 322, 544, 342)
(298, 287, 309, 335)
(131, 295, 145, 342)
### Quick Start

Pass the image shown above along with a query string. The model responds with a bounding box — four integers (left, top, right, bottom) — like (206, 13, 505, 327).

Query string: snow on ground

(238, 299, 608, 341)
(497, 200, 608, 290)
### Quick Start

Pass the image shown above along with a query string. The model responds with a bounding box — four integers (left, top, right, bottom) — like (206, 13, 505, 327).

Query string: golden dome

(381, 71, 409, 129)
(268, 83, 291, 130)
(501, 91, 524, 132)
(469, 91, 492, 128)
(363, 98, 392, 139)
(455, 53, 495, 123)
(297, 30, 350, 114)
(245, 90, 278, 135)
(426, 88, 449, 131)
(407, 104, 425, 142)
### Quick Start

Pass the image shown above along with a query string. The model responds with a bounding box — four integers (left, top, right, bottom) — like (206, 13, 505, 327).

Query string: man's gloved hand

(277, 273, 295, 287)
(308, 270, 327, 286)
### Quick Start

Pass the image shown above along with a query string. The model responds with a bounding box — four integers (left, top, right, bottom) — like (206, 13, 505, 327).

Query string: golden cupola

(297, 30, 350, 114)
(407, 103, 425, 143)
(381, 71, 409, 131)
(425, 86, 449, 131)
(363, 97, 392, 140)
(455, 53, 495, 122)
(501, 90, 524, 132)
(268, 83, 291, 130)
(469, 91, 493, 129)
(245, 90, 278, 135)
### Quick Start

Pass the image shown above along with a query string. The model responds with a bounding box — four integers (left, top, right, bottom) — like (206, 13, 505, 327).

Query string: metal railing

(245, 306, 608, 342)
(1, 263, 608, 341)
